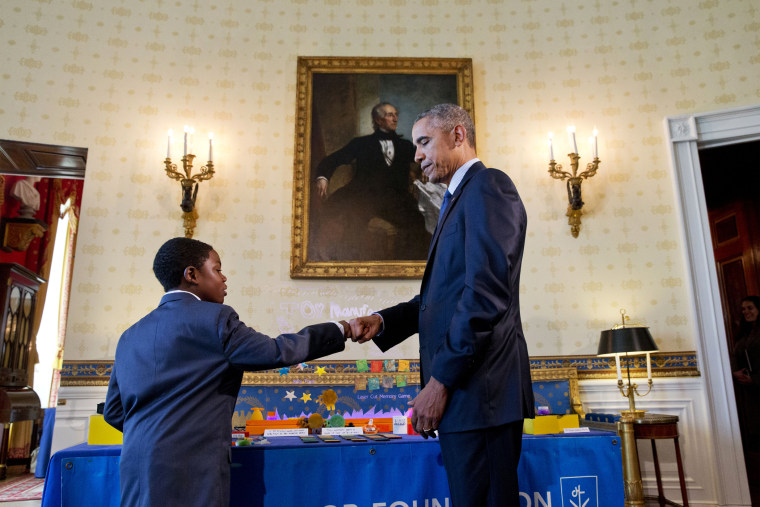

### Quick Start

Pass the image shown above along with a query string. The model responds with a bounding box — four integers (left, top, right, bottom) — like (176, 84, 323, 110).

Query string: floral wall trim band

(59, 352, 699, 387)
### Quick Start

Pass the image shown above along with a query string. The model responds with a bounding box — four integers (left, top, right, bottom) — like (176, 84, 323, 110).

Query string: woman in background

(732, 295, 760, 454)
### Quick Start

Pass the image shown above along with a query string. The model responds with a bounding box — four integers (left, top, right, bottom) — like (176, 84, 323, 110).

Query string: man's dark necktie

(438, 190, 452, 224)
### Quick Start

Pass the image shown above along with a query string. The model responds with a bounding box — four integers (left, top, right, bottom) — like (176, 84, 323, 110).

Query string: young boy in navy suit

(104, 237, 348, 507)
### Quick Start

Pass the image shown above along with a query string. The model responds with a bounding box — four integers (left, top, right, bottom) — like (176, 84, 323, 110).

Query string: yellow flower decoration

(317, 389, 338, 411)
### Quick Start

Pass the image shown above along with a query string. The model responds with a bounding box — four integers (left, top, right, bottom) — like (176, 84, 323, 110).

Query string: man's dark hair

(152, 237, 214, 291)
(371, 102, 397, 131)
(415, 103, 476, 149)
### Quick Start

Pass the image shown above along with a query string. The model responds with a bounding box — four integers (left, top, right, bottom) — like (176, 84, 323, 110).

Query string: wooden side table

(632, 413, 688, 507)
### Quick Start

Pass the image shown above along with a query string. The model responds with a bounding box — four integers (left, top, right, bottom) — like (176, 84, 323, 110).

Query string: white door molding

(664, 103, 760, 506)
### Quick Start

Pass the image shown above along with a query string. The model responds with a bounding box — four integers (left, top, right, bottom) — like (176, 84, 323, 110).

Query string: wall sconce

(163, 126, 215, 238)
(597, 310, 658, 506)
(547, 126, 600, 237)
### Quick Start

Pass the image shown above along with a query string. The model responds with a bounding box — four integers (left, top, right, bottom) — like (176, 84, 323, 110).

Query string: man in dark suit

(349, 104, 534, 507)
(104, 237, 349, 507)
(313, 102, 429, 260)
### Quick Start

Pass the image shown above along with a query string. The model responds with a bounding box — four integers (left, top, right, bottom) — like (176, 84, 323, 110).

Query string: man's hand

(408, 376, 448, 439)
(316, 178, 328, 199)
(348, 314, 383, 343)
(339, 320, 352, 341)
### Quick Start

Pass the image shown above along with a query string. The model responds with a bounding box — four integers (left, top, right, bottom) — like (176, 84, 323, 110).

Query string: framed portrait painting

(290, 56, 474, 278)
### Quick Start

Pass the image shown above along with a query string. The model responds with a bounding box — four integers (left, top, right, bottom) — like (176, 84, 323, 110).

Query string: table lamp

(598, 311, 658, 507)
(597, 311, 658, 418)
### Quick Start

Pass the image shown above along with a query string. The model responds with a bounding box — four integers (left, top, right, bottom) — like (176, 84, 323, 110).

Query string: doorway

(665, 104, 760, 506)
(33, 197, 75, 408)
(0, 139, 85, 462)
(699, 140, 760, 505)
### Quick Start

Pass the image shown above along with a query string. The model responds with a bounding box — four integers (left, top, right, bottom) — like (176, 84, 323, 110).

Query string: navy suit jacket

(375, 162, 535, 433)
(104, 292, 345, 507)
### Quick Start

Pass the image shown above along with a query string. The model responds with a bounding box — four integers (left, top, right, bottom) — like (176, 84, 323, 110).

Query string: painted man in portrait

(312, 102, 430, 261)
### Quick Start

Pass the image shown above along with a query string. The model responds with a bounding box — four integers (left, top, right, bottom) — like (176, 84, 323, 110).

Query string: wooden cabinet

(0, 263, 44, 478)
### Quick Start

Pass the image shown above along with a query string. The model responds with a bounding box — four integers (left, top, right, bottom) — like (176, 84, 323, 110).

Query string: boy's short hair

(152, 237, 214, 292)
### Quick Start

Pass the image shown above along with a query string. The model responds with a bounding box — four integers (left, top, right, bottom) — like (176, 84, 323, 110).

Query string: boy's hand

(339, 320, 353, 341)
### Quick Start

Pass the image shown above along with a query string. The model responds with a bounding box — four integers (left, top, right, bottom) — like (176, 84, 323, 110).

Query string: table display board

(42, 431, 623, 506)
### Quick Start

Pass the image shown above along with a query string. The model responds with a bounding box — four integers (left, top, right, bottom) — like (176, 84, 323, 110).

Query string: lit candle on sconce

(615, 354, 622, 382)
(593, 127, 599, 158)
(566, 125, 578, 154)
(163, 127, 217, 239)
(546, 125, 600, 237)
(548, 132, 554, 160)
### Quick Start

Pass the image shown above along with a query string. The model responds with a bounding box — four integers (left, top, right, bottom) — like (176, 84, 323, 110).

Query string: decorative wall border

(59, 351, 699, 387)
(532, 352, 699, 380)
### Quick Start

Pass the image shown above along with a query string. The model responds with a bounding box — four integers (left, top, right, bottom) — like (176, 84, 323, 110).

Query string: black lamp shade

(597, 327, 657, 356)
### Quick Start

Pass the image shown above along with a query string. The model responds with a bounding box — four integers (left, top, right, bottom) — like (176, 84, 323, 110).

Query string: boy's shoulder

(156, 292, 234, 315)
(117, 298, 238, 352)
(122, 293, 233, 332)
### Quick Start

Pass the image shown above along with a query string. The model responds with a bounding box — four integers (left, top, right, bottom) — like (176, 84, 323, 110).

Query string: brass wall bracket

(0, 218, 48, 252)
(548, 153, 600, 237)
(163, 155, 214, 238)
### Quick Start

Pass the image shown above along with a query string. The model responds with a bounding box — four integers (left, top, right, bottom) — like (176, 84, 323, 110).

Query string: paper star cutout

(284, 390, 296, 401)
(277, 367, 289, 376)
(296, 363, 307, 370)
(315, 366, 326, 376)
(300, 393, 312, 403)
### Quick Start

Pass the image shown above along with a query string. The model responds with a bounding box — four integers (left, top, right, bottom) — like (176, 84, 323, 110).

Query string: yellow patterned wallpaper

(2, 0, 759, 361)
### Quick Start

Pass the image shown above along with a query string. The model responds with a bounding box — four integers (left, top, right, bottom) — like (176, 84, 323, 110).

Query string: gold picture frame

(290, 56, 474, 278)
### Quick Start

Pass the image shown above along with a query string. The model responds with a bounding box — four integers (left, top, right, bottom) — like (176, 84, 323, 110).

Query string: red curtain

(0, 176, 84, 276)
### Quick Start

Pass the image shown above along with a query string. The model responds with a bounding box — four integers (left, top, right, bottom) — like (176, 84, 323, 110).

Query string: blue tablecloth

(41, 443, 122, 507)
(34, 407, 55, 478)
(43, 432, 624, 506)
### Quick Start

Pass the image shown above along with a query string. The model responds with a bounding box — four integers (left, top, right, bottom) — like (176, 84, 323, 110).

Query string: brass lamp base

(618, 391, 650, 506)
(620, 409, 647, 420)
(618, 417, 646, 507)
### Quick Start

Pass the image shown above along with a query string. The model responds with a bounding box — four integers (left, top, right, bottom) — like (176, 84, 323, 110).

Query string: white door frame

(665, 104, 760, 506)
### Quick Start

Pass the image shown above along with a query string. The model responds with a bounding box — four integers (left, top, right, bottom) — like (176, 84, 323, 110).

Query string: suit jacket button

(420, 304, 427, 311)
